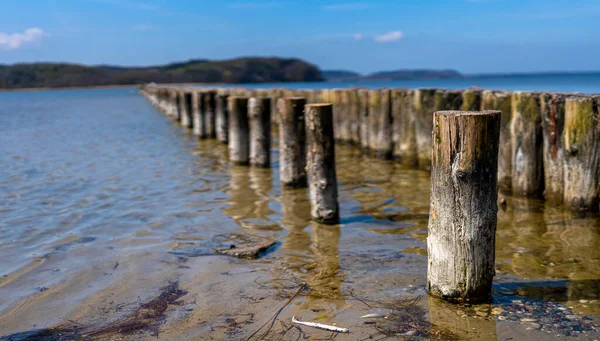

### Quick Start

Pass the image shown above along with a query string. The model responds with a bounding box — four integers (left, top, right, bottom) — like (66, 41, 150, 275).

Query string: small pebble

(491, 308, 503, 315)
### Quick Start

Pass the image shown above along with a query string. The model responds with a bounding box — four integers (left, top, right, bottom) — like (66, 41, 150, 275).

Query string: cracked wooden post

(305, 103, 339, 224)
(228, 96, 250, 165)
(181, 90, 193, 128)
(482, 90, 513, 192)
(204, 90, 217, 138)
(427, 110, 501, 302)
(511, 91, 544, 196)
(278, 97, 307, 187)
(541, 93, 566, 203)
(563, 96, 600, 212)
(216, 93, 229, 144)
(248, 97, 271, 168)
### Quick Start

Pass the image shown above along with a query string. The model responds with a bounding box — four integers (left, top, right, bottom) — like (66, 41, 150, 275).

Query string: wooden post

(563, 96, 600, 212)
(358, 89, 370, 151)
(305, 104, 339, 224)
(434, 89, 463, 110)
(228, 96, 250, 165)
(368, 89, 393, 158)
(216, 93, 229, 144)
(482, 90, 513, 192)
(348, 88, 361, 145)
(414, 89, 437, 170)
(511, 91, 544, 196)
(427, 110, 501, 302)
(204, 90, 217, 138)
(461, 89, 482, 111)
(278, 97, 307, 187)
(338, 89, 352, 143)
(181, 90, 193, 128)
(541, 93, 566, 203)
(169, 90, 178, 119)
(248, 97, 272, 167)
(192, 90, 203, 137)
(392, 89, 418, 166)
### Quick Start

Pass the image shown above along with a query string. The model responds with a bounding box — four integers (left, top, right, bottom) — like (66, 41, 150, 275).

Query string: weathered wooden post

(228, 96, 250, 165)
(358, 89, 370, 152)
(427, 110, 501, 302)
(392, 89, 418, 166)
(434, 89, 462, 111)
(204, 90, 217, 138)
(181, 90, 193, 128)
(278, 97, 307, 187)
(192, 90, 204, 137)
(482, 90, 512, 192)
(563, 96, 599, 212)
(348, 88, 361, 145)
(461, 88, 482, 111)
(368, 88, 393, 158)
(305, 104, 339, 224)
(248, 97, 271, 168)
(511, 91, 544, 196)
(414, 89, 437, 170)
(541, 93, 566, 203)
(216, 92, 229, 144)
(169, 89, 179, 119)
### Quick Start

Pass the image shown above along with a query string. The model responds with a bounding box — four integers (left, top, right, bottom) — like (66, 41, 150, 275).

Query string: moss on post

(563, 96, 600, 212)
(427, 110, 501, 302)
(511, 91, 544, 196)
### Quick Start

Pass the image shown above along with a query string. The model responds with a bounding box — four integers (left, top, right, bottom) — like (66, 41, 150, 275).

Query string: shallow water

(0, 88, 598, 340)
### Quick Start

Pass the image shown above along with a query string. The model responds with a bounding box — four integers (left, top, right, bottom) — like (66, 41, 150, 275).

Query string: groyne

(140, 85, 599, 215)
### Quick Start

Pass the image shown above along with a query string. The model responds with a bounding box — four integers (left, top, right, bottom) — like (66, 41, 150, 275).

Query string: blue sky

(0, 0, 598, 74)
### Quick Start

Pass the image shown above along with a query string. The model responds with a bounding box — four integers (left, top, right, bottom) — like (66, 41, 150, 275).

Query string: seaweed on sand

(0, 281, 187, 341)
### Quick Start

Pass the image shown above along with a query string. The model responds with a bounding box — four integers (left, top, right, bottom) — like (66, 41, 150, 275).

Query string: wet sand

(0, 88, 598, 340)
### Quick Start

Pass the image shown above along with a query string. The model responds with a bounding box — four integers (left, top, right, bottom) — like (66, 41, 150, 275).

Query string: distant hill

(321, 70, 362, 82)
(0, 57, 323, 89)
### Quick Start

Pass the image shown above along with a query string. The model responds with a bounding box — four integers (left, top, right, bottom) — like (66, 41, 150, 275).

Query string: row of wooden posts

(139, 84, 593, 301)
(140, 85, 600, 215)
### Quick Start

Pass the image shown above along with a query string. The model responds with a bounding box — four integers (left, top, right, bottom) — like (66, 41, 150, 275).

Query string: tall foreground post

(248, 97, 271, 167)
(427, 110, 501, 302)
(278, 97, 307, 187)
(228, 97, 250, 165)
(305, 104, 339, 224)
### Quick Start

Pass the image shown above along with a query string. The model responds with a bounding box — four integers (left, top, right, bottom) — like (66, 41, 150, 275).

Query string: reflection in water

(223, 166, 279, 230)
(428, 296, 497, 341)
(308, 223, 343, 300)
(279, 188, 313, 273)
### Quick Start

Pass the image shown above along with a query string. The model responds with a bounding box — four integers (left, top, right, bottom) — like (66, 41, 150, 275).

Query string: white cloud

(324, 3, 371, 11)
(0, 28, 48, 50)
(374, 31, 404, 43)
(353, 33, 364, 41)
